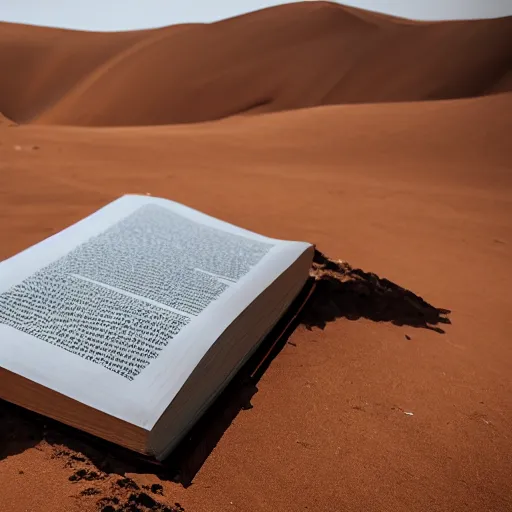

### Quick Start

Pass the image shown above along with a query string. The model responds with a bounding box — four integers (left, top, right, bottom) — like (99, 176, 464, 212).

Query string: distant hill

(0, 1, 510, 126)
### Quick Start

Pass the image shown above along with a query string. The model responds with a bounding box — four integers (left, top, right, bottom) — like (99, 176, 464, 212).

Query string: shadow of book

(303, 250, 451, 333)
(0, 250, 450, 486)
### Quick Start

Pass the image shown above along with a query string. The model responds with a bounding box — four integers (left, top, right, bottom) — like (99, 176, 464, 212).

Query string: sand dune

(489, 70, 512, 93)
(1, 90, 511, 512)
(0, 112, 14, 125)
(0, 1, 510, 126)
(1, 2, 512, 512)
(1, 91, 511, 261)
(0, 23, 148, 123)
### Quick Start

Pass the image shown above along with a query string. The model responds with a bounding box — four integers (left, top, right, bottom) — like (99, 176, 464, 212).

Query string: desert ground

(1, 2, 511, 511)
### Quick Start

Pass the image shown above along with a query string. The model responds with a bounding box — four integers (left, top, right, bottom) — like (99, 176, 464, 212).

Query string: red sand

(1, 2, 511, 126)
(1, 2, 511, 511)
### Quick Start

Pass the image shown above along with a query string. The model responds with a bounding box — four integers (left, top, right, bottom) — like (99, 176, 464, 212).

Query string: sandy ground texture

(1, 2, 511, 511)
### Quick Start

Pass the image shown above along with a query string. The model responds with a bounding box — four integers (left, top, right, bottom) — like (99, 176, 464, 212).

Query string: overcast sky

(1, 0, 511, 31)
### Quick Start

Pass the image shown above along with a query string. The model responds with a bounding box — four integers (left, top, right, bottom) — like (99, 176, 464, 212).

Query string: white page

(0, 195, 311, 429)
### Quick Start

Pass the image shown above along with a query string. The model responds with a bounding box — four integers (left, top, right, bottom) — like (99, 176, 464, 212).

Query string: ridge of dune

(0, 21, 200, 123)
(0, 1, 510, 126)
(212, 92, 512, 172)
(0, 112, 15, 125)
(0, 22, 147, 122)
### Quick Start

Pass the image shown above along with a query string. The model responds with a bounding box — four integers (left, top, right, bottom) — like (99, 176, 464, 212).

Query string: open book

(0, 195, 313, 460)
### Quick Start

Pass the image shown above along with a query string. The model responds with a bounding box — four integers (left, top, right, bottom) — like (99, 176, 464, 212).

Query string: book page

(0, 195, 311, 428)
